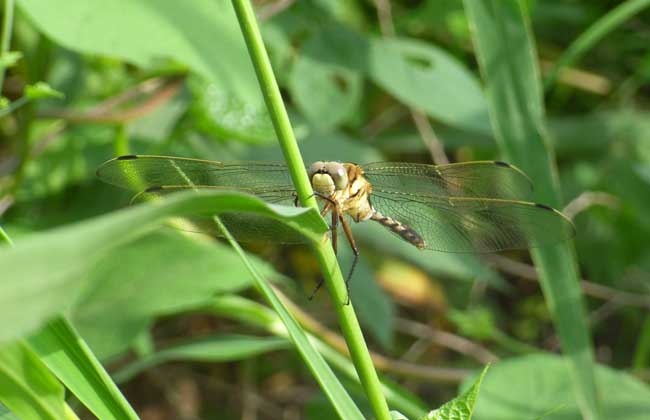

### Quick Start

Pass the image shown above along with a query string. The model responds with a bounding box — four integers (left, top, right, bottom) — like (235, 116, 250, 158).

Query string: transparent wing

(96, 155, 295, 196)
(97, 155, 304, 243)
(362, 161, 533, 200)
(369, 191, 575, 252)
(133, 185, 308, 244)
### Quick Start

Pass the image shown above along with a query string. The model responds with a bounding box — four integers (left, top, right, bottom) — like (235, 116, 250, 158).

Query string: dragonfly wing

(135, 185, 308, 244)
(96, 155, 294, 196)
(362, 161, 533, 200)
(369, 191, 575, 252)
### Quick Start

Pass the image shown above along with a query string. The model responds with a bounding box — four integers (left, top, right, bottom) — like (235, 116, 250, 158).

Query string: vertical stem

(229, 1, 391, 419)
(229, 0, 315, 209)
(0, 0, 15, 90)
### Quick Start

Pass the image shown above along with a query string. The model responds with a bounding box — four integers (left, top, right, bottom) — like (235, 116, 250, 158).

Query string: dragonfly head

(308, 161, 349, 195)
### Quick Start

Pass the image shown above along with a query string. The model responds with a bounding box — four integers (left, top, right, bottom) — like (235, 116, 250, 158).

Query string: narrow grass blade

(28, 318, 139, 420)
(113, 334, 290, 383)
(464, 2, 601, 419)
(0, 341, 68, 420)
(544, 0, 650, 90)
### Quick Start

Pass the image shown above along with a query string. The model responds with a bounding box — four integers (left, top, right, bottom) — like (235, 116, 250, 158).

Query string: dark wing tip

(117, 155, 139, 160)
(534, 203, 554, 211)
(493, 160, 511, 168)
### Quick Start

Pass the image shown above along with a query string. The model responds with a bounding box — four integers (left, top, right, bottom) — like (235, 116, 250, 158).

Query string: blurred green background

(1, 0, 650, 419)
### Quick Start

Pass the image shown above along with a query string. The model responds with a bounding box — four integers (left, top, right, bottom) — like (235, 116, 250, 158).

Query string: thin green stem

(113, 124, 130, 156)
(229, 1, 391, 419)
(544, 0, 650, 90)
(0, 0, 15, 90)
(0, 224, 13, 246)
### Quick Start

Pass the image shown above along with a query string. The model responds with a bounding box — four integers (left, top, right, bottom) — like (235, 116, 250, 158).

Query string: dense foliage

(1, 0, 650, 419)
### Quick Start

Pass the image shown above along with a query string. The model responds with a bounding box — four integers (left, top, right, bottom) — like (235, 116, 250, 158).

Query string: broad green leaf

(289, 30, 364, 131)
(464, 354, 650, 420)
(391, 411, 409, 420)
(72, 231, 270, 359)
(188, 75, 276, 144)
(16, 0, 262, 104)
(0, 341, 67, 420)
(424, 366, 487, 420)
(0, 191, 326, 343)
(28, 318, 138, 420)
(463, 2, 600, 419)
(114, 334, 290, 382)
(368, 37, 491, 135)
(289, 25, 490, 134)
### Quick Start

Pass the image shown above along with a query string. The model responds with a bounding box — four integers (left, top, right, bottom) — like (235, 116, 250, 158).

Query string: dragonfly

(97, 155, 575, 299)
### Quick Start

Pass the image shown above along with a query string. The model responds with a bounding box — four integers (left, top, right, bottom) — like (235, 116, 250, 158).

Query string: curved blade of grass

(464, 2, 601, 419)
(211, 216, 365, 419)
(27, 318, 139, 420)
(113, 334, 290, 383)
(544, 0, 650, 90)
(0, 190, 326, 343)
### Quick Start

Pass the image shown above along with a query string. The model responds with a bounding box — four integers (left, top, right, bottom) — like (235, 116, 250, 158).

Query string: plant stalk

(229, 1, 391, 418)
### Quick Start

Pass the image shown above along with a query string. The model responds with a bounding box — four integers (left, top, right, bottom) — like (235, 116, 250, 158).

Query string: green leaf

(71, 231, 270, 359)
(289, 32, 363, 131)
(16, 0, 263, 104)
(0, 191, 327, 343)
(0, 404, 21, 420)
(28, 318, 138, 420)
(368, 37, 490, 135)
(114, 334, 290, 382)
(391, 411, 410, 420)
(463, 2, 600, 419)
(24, 82, 64, 100)
(188, 75, 276, 144)
(464, 354, 650, 420)
(0, 341, 67, 420)
(423, 365, 488, 420)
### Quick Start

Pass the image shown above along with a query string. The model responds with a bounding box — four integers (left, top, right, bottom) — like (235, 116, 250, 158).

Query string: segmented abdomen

(370, 212, 426, 249)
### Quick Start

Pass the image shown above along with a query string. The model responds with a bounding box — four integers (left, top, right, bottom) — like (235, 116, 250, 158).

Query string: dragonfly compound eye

(308, 161, 325, 178)
(325, 162, 348, 190)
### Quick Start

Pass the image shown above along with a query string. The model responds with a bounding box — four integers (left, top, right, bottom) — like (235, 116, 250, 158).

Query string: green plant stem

(229, 1, 391, 419)
(114, 124, 130, 156)
(0, 0, 15, 90)
(544, 0, 650, 90)
(0, 225, 13, 246)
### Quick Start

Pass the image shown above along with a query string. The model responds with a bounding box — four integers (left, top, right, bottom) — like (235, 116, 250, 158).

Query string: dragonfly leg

(339, 214, 360, 306)
(331, 208, 339, 255)
(308, 206, 340, 301)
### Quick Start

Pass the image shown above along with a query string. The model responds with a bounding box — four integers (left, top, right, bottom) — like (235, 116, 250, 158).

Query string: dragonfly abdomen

(371, 212, 425, 249)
